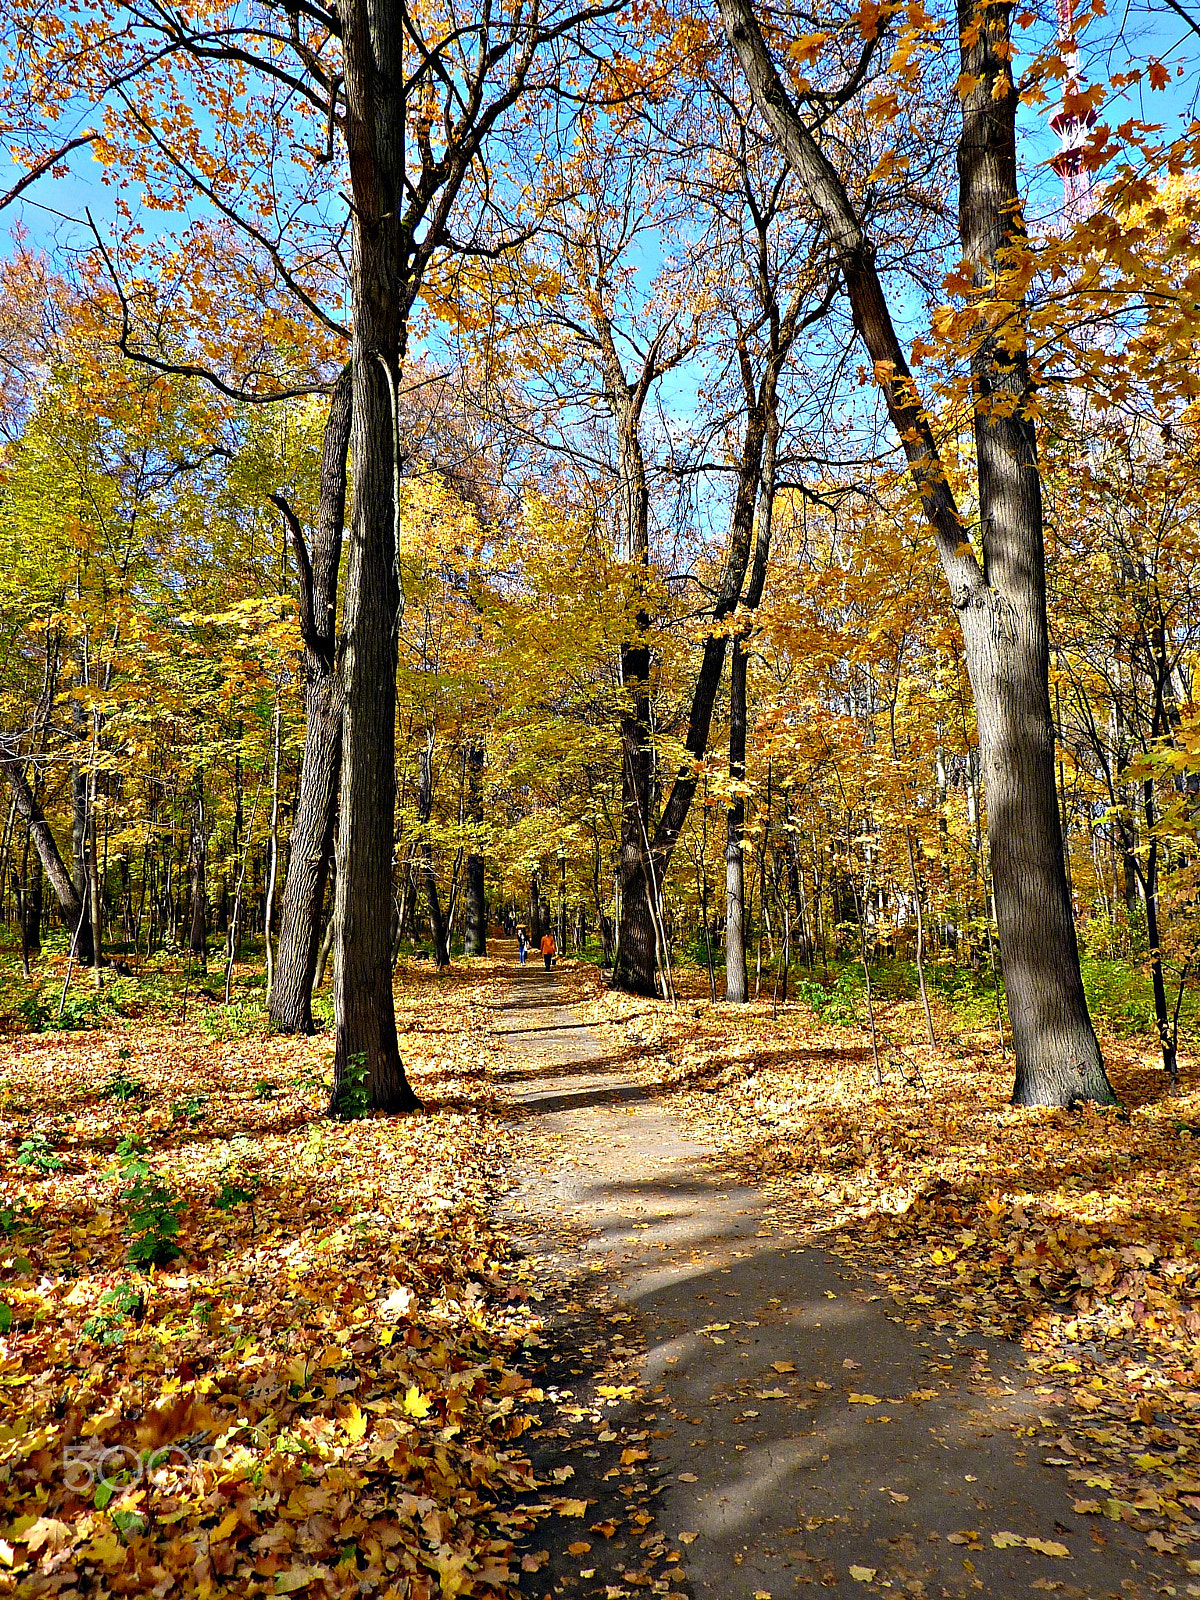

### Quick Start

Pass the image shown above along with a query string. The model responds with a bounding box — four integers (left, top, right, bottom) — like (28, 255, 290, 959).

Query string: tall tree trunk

(610, 374, 657, 995)
(955, 0, 1111, 1105)
(725, 392, 780, 1002)
(417, 738, 450, 969)
(725, 637, 749, 1003)
(189, 772, 207, 971)
(615, 261, 814, 995)
(269, 366, 351, 1034)
(719, 0, 1114, 1105)
(89, 810, 103, 991)
(263, 688, 283, 997)
(331, 0, 417, 1113)
(463, 742, 487, 955)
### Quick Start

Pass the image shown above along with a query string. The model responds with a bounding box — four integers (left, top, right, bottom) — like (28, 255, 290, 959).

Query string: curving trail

(494, 956, 1169, 1600)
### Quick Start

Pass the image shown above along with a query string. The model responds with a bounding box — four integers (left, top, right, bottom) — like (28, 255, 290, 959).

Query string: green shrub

(17, 987, 53, 1032)
(214, 1177, 256, 1211)
(332, 1051, 370, 1121)
(80, 1283, 143, 1346)
(171, 1094, 207, 1126)
(15, 1130, 63, 1174)
(105, 1135, 186, 1270)
(100, 1068, 147, 1103)
(794, 965, 862, 1026)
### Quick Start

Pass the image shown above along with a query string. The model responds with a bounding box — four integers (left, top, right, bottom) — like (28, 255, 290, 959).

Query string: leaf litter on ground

(0, 959, 562, 1599)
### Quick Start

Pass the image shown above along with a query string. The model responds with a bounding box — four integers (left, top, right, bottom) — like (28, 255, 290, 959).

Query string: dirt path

(494, 959, 1175, 1600)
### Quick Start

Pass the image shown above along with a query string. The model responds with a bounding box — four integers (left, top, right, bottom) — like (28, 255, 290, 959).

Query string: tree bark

(718, 0, 1115, 1105)
(725, 637, 749, 1002)
(188, 772, 207, 970)
(463, 742, 487, 955)
(268, 366, 351, 1034)
(955, 0, 1111, 1105)
(417, 737, 450, 969)
(331, 0, 418, 1113)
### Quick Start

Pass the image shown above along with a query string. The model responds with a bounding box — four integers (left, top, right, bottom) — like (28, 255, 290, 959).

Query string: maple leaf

(404, 1385, 432, 1419)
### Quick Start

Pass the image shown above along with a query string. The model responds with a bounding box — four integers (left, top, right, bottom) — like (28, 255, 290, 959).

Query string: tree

(718, 0, 1116, 1104)
(268, 365, 352, 1034)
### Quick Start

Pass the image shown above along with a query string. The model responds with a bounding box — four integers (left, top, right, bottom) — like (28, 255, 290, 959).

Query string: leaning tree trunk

(0, 753, 92, 962)
(463, 742, 487, 955)
(331, 0, 418, 1113)
(268, 366, 351, 1035)
(955, 0, 1112, 1106)
(718, 0, 1114, 1106)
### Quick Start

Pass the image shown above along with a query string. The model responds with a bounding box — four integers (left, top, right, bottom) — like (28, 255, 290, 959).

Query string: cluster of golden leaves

(0, 962, 560, 1600)
(575, 967, 1200, 1576)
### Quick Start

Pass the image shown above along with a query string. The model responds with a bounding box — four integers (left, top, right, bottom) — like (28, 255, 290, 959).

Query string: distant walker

(540, 931, 557, 971)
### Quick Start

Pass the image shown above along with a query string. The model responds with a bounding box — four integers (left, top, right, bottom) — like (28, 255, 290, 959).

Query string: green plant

(80, 1283, 144, 1346)
(214, 1177, 256, 1211)
(100, 1067, 147, 1103)
(0, 1301, 12, 1335)
(794, 965, 862, 1026)
(252, 1078, 276, 1101)
(106, 1136, 186, 1270)
(332, 1051, 370, 1121)
(110, 1509, 147, 1539)
(15, 1130, 64, 1174)
(18, 987, 52, 1032)
(171, 1094, 207, 1126)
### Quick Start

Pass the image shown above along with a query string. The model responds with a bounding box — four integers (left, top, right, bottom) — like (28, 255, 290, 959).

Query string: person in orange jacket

(540, 930, 556, 970)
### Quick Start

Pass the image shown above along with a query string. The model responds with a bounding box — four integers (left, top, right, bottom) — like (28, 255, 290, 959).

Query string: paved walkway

(494, 960, 1172, 1600)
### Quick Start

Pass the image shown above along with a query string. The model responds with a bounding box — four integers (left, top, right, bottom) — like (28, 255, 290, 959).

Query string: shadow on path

(495, 958, 1171, 1600)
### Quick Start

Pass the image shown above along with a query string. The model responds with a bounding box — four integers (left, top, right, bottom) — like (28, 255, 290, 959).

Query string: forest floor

(3, 948, 1200, 1600)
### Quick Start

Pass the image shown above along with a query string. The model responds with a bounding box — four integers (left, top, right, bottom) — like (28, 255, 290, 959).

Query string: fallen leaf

(1026, 1538, 1070, 1557)
(849, 1567, 877, 1583)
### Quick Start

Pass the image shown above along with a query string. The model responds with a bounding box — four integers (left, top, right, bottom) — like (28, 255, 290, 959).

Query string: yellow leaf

(1025, 1538, 1070, 1557)
(342, 1402, 367, 1441)
(404, 1385, 431, 1418)
(849, 1568, 877, 1583)
(848, 1393, 881, 1405)
(211, 1508, 240, 1542)
(275, 1569, 316, 1594)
